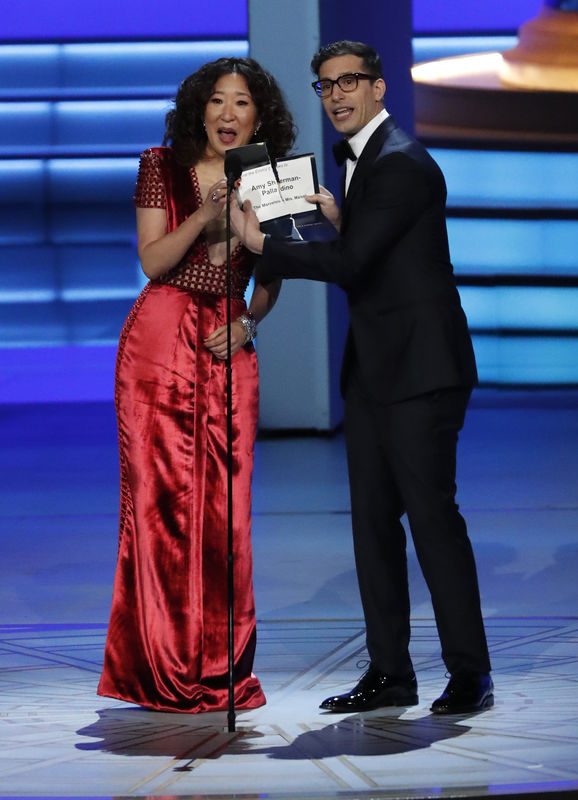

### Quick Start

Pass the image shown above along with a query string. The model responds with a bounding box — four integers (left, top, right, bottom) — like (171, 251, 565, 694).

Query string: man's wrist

(254, 232, 267, 254)
(248, 231, 268, 255)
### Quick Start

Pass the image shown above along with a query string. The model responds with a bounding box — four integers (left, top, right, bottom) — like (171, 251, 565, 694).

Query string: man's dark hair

(310, 40, 383, 78)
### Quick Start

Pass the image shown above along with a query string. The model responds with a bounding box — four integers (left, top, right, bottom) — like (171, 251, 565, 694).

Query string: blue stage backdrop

(1, 0, 577, 403)
(2, 0, 542, 42)
(1, 0, 247, 40)
(413, 0, 541, 33)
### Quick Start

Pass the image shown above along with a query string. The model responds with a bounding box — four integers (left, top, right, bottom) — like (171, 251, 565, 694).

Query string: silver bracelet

(237, 312, 257, 345)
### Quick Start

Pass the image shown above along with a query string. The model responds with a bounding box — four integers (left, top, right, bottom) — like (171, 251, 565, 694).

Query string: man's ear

(374, 78, 386, 102)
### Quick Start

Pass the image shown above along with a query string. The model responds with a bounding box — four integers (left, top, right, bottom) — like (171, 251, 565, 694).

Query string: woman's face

(203, 72, 259, 160)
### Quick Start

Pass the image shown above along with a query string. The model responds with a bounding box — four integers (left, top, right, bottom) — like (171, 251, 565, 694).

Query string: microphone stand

(225, 168, 237, 734)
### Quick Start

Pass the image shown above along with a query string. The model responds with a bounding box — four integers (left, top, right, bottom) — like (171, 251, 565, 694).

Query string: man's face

(318, 54, 385, 138)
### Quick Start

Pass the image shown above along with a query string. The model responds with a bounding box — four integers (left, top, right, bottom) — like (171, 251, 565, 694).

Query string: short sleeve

(133, 149, 167, 208)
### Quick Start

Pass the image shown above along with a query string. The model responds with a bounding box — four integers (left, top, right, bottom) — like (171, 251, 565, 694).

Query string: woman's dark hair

(163, 57, 296, 167)
(311, 40, 383, 78)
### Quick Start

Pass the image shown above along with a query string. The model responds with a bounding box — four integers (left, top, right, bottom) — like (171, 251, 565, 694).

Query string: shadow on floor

(76, 706, 472, 761)
(253, 710, 472, 759)
(76, 707, 263, 759)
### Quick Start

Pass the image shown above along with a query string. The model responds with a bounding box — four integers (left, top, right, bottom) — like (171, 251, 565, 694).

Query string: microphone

(225, 142, 270, 187)
(225, 151, 243, 186)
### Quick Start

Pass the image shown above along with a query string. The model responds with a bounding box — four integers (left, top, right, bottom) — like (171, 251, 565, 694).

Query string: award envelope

(271, 153, 336, 241)
(274, 153, 326, 238)
(233, 144, 333, 241)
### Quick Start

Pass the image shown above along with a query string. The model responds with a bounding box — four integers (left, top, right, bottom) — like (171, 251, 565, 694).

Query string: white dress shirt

(345, 107, 389, 194)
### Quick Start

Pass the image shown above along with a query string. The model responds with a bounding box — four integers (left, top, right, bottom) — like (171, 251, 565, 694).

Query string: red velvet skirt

(97, 283, 265, 712)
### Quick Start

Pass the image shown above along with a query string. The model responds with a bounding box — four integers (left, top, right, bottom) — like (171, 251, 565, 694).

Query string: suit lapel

(341, 115, 398, 227)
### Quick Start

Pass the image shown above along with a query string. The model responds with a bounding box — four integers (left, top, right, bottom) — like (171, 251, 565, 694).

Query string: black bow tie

(333, 138, 357, 167)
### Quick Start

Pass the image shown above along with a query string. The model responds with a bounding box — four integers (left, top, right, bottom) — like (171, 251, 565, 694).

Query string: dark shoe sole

(430, 693, 494, 715)
(320, 692, 419, 713)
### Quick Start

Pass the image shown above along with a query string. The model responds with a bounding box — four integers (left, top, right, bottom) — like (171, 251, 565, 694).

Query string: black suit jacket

(258, 115, 477, 404)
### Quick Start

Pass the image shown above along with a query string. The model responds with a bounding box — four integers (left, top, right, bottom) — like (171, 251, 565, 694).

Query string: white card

(237, 163, 285, 222)
(236, 153, 318, 223)
(275, 154, 318, 216)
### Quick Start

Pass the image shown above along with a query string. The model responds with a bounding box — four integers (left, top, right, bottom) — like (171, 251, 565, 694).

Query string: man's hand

(230, 198, 266, 254)
(305, 184, 341, 231)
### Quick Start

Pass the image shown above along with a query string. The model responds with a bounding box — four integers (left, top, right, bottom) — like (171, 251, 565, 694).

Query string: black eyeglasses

(311, 72, 379, 98)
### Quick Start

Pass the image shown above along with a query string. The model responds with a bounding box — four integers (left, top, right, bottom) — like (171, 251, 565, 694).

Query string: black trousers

(344, 381, 491, 678)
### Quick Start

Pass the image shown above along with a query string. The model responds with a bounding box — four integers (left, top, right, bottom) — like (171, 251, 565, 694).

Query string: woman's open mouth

(218, 128, 237, 144)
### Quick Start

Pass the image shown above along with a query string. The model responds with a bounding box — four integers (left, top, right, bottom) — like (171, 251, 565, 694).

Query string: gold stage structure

(412, 1, 578, 146)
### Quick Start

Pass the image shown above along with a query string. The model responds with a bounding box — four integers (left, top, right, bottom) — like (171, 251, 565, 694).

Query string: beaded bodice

(133, 148, 253, 298)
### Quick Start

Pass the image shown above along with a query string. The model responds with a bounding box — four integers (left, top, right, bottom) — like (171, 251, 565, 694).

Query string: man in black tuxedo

(231, 40, 493, 714)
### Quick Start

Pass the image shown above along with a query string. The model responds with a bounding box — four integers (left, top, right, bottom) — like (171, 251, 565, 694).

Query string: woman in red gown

(97, 58, 295, 713)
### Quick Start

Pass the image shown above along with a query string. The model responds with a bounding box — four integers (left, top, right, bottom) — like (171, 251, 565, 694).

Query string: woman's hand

(204, 321, 247, 359)
(199, 179, 228, 224)
(305, 184, 341, 231)
(136, 178, 233, 280)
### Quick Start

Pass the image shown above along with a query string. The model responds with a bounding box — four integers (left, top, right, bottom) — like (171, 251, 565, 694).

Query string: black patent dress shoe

(431, 672, 494, 714)
(320, 665, 419, 712)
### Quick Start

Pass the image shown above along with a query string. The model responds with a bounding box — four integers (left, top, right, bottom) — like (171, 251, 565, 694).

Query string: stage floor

(1, 390, 578, 798)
